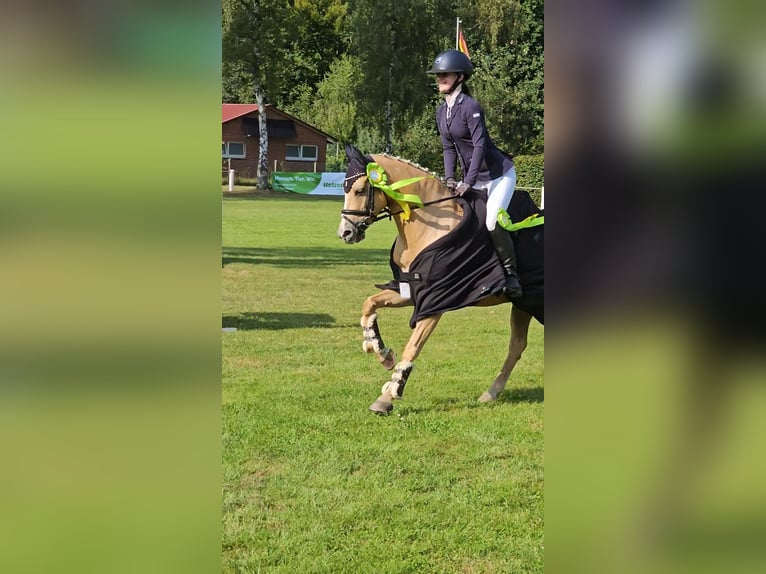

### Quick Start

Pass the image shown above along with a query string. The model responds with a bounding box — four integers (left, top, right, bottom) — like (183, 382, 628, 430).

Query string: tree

(458, 0, 544, 154)
(222, 0, 544, 171)
(276, 0, 349, 108)
(348, 0, 454, 153)
(289, 54, 361, 144)
(392, 103, 443, 171)
(222, 0, 294, 188)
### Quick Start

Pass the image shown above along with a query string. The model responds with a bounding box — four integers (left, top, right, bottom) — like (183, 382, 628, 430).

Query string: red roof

(222, 103, 337, 142)
(222, 104, 260, 123)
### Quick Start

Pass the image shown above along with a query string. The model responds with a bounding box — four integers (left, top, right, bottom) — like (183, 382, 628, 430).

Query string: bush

(513, 154, 544, 188)
(513, 154, 544, 206)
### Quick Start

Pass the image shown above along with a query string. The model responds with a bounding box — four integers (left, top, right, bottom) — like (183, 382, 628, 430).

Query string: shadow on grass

(223, 190, 344, 202)
(222, 246, 392, 268)
(499, 386, 545, 404)
(223, 312, 338, 330)
(396, 386, 544, 415)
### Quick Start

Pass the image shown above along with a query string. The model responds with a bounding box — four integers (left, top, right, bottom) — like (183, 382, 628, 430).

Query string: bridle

(340, 171, 381, 235)
(341, 171, 376, 211)
(340, 169, 459, 234)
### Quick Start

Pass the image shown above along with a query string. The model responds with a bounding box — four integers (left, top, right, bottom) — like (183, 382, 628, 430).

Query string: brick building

(222, 104, 337, 178)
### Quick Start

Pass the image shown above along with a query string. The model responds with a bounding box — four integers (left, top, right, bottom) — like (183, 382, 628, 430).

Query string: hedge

(513, 154, 544, 207)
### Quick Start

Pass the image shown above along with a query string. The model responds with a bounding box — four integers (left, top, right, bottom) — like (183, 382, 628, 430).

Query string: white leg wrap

(361, 313, 383, 354)
(381, 361, 414, 399)
(362, 340, 378, 353)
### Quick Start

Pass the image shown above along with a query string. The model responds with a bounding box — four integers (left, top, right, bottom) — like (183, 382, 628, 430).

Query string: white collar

(445, 84, 462, 108)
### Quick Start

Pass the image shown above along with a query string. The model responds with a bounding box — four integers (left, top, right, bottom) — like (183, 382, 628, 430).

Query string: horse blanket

(377, 189, 544, 327)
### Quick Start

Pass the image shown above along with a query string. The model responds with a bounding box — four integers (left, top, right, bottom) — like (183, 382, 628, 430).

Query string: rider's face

(436, 72, 460, 94)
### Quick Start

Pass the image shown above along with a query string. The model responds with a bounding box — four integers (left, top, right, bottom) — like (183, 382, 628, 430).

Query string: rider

(427, 49, 522, 299)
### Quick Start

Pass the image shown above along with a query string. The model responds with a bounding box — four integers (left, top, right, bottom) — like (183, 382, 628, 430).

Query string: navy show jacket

(436, 93, 514, 187)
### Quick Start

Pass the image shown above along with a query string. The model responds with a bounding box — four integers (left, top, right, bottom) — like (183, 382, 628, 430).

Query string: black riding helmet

(426, 49, 473, 80)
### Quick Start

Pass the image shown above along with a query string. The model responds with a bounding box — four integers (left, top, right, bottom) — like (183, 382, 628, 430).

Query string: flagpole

(456, 18, 461, 50)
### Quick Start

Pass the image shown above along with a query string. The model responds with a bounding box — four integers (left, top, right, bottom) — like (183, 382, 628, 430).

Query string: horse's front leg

(361, 289, 412, 370)
(479, 306, 533, 403)
(369, 314, 442, 415)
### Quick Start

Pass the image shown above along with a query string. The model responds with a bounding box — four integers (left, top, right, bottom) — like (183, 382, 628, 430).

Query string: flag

(458, 28, 470, 59)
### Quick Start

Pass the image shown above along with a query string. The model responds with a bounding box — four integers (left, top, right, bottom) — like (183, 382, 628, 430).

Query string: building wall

(222, 108, 329, 179)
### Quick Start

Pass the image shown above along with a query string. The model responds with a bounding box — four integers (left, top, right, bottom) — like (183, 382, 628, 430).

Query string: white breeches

(478, 166, 517, 231)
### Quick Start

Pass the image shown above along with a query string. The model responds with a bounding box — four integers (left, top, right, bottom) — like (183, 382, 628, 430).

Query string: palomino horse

(337, 144, 544, 414)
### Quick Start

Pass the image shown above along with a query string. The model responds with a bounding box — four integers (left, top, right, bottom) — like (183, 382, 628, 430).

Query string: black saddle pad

(377, 189, 544, 327)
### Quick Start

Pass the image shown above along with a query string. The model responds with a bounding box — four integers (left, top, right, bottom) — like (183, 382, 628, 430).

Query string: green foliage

(286, 54, 362, 144)
(392, 105, 444, 173)
(466, 0, 544, 154)
(471, 46, 543, 155)
(513, 153, 544, 206)
(324, 142, 346, 172)
(222, 0, 348, 107)
(222, 0, 294, 99)
(222, 0, 544, 159)
(354, 125, 387, 156)
(456, 0, 519, 49)
(222, 60, 255, 103)
(348, 0, 455, 142)
(513, 154, 544, 189)
(275, 0, 349, 107)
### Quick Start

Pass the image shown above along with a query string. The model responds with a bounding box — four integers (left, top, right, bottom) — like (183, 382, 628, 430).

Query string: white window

(285, 144, 318, 161)
(223, 142, 245, 159)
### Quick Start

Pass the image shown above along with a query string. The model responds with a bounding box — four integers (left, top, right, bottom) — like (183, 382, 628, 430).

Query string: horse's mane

(378, 154, 442, 181)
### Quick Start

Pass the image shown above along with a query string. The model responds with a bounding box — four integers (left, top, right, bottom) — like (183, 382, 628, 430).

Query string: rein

(341, 162, 458, 233)
(372, 193, 458, 223)
(341, 175, 458, 232)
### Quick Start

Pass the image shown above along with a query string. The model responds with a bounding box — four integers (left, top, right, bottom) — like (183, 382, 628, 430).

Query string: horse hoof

(369, 399, 393, 415)
(379, 348, 396, 371)
(478, 391, 496, 403)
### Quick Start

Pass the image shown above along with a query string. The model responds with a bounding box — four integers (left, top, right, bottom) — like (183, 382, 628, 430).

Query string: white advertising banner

(271, 172, 345, 196)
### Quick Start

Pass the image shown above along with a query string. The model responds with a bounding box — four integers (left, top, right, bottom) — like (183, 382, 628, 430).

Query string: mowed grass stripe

(222, 195, 543, 573)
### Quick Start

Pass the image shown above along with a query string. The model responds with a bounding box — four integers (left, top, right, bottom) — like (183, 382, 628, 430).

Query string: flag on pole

(458, 27, 470, 59)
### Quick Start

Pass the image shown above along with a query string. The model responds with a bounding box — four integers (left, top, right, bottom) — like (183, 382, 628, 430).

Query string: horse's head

(337, 144, 387, 244)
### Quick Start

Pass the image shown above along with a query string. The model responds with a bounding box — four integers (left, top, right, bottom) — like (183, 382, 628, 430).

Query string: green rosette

(365, 162, 427, 220)
(366, 163, 388, 187)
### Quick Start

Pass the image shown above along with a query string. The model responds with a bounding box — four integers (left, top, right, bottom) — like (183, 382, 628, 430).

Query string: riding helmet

(426, 49, 473, 80)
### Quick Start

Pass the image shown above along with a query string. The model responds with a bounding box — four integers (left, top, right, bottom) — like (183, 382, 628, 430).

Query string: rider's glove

(455, 182, 471, 196)
(445, 177, 458, 190)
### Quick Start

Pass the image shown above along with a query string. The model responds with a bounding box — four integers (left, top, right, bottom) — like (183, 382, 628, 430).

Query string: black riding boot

(488, 227, 523, 299)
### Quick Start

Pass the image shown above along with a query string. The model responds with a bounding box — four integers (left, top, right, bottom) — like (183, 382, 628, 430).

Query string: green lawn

(222, 194, 544, 573)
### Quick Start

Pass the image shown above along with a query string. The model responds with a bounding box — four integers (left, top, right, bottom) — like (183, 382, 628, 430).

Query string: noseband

(340, 172, 385, 233)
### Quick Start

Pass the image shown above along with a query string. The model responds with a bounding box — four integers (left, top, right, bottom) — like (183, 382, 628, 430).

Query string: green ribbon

(366, 163, 427, 220)
(382, 177, 427, 207)
(497, 209, 545, 232)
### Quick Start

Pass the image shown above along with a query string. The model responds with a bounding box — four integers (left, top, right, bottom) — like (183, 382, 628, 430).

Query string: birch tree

(222, 0, 292, 188)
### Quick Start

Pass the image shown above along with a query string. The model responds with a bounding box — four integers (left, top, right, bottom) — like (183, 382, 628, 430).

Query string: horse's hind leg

(479, 306, 533, 403)
(361, 289, 413, 370)
(369, 314, 441, 415)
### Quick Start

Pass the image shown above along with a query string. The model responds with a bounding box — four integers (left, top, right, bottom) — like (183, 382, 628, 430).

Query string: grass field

(222, 193, 544, 573)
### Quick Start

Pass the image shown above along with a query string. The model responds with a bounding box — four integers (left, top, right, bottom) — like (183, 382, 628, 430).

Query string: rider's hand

(445, 177, 458, 190)
(455, 182, 471, 196)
